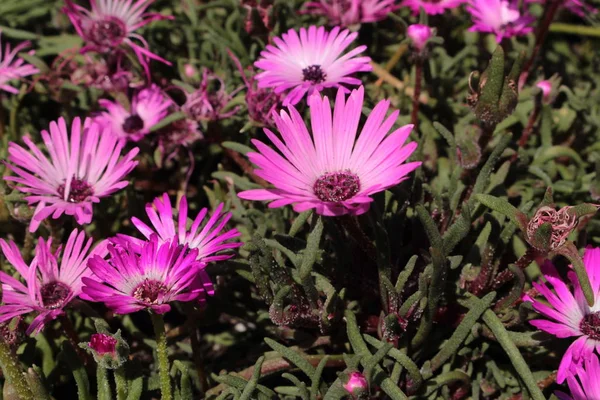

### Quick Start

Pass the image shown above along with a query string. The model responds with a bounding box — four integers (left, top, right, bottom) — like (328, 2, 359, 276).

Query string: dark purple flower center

(57, 178, 94, 203)
(132, 279, 168, 304)
(122, 114, 144, 134)
(580, 312, 600, 340)
(89, 17, 127, 48)
(313, 171, 360, 202)
(89, 333, 117, 356)
(40, 281, 71, 310)
(302, 65, 326, 84)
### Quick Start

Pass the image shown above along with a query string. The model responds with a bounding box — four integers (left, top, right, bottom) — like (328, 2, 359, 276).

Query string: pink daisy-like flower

(63, 0, 172, 77)
(525, 248, 600, 383)
(254, 26, 372, 106)
(4, 117, 139, 232)
(556, 353, 600, 400)
(401, 0, 465, 15)
(303, 0, 399, 27)
(0, 229, 107, 334)
(94, 84, 172, 141)
(82, 236, 213, 314)
(238, 87, 421, 216)
(116, 193, 241, 263)
(467, 0, 535, 43)
(0, 32, 39, 94)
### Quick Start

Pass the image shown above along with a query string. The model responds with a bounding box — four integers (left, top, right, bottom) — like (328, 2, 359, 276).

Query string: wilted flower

(238, 87, 421, 216)
(0, 229, 107, 334)
(94, 84, 172, 141)
(70, 53, 137, 92)
(525, 248, 600, 383)
(401, 0, 465, 15)
(5, 117, 139, 232)
(467, 0, 534, 43)
(182, 69, 241, 122)
(555, 353, 600, 400)
(82, 237, 213, 314)
(116, 193, 242, 263)
(63, 0, 172, 76)
(527, 206, 578, 251)
(406, 24, 433, 53)
(303, 0, 398, 27)
(254, 26, 371, 106)
(0, 32, 39, 94)
(241, 0, 273, 35)
(157, 118, 203, 161)
(343, 371, 368, 398)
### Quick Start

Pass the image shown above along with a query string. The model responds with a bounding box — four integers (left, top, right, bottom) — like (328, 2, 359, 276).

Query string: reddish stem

(410, 57, 423, 131)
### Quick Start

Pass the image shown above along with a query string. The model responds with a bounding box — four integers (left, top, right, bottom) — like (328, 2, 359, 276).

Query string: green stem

(150, 313, 172, 400)
(114, 366, 127, 400)
(97, 365, 112, 400)
(549, 23, 600, 37)
(0, 336, 34, 400)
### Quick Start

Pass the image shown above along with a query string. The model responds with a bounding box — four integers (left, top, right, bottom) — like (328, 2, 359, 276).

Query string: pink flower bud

(89, 333, 118, 356)
(407, 24, 433, 53)
(344, 371, 368, 398)
(536, 80, 552, 101)
(184, 64, 197, 78)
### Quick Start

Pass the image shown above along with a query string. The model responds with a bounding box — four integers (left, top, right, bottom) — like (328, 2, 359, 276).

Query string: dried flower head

(182, 69, 241, 122)
(527, 206, 578, 251)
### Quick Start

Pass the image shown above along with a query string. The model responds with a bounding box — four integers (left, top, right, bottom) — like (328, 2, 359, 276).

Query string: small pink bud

(89, 333, 117, 356)
(536, 80, 552, 102)
(184, 64, 197, 78)
(344, 372, 368, 398)
(407, 24, 433, 52)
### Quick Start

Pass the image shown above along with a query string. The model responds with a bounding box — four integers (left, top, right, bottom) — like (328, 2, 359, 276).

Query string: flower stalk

(151, 312, 172, 400)
(0, 335, 34, 400)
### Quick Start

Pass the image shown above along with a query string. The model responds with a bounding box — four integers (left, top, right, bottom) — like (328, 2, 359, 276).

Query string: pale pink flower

(4, 117, 139, 232)
(556, 353, 600, 400)
(0, 229, 107, 334)
(303, 0, 398, 27)
(254, 26, 371, 106)
(401, 0, 466, 15)
(0, 32, 39, 94)
(238, 87, 421, 216)
(468, 0, 535, 42)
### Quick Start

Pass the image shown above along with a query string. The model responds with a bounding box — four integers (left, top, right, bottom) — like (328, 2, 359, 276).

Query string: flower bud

(81, 331, 129, 369)
(407, 24, 433, 53)
(343, 371, 368, 399)
(535, 74, 561, 105)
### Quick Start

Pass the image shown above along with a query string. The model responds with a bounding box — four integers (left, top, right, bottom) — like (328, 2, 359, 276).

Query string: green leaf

(474, 194, 527, 232)
(149, 112, 188, 132)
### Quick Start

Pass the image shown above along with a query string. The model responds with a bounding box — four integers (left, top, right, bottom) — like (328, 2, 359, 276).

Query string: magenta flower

(254, 26, 371, 106)
(0, 32, 39, 94)
(401, 0, 465, 15)
(5, 117, 139, 232)
(82, 237, 213, 314)
(303, 0, 398, 27)
(63, 0, 172, 76)
(182, 69, 241, 122)
(556, 354, 600, 400)
(467, 0, 534, 43)
(0, 229, 107, 334)
(95, 84, 172, 141)
(238, 87, 421, 216)
(525, 248, 600, 383)
(89, 333, 118, 356)
(406, 24, 433, 53)
(343, 372, 368, 398)
(116, 193, 241, 263)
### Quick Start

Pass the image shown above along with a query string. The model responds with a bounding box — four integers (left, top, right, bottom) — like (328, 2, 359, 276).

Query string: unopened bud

(343, 371, 369, 399)
(407, 24, 433, 53)
(81, 331, 129, 369)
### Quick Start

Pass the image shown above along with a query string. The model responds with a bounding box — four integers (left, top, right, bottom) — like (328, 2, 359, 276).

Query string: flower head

(116, 193, 241, 263)
(555, 353, 600, 400)
(254, 26, 371, 106)
(4, 117, 139, 232)
(90, 333, 117, 355)
(238, 87, 421, 216)
(0, 229, 107, 334)
(63, 0, 172, 76)
(525, 248, 600, 383)
(182, 69, 241, 122)
(406, 24, 433, 53)
(343, 372, 368, 398)
(401, 0, 466, 15)
(468, 0, 534, 43)
(526, 206, 578, 251)
(303, 0, 398, 27)
(0, 32, 39, 94)
(82, 237, 213, 314)
(94, 84, 172, 141)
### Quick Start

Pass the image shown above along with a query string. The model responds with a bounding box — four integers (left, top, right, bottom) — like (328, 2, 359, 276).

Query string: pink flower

(4, 117, 139, 232)
(303, 0, 398, 27)
(468, 0, 534, 42)
(343, 372, 368, 397)
(238, 87, 421, 216)
(182, 69, 241, 122)
(254, 26, 372, 106)
(0, 229, 107, 334)
(63, 0, 172, 77)
(0, 32, 39, 94)
(556, 353, 600, 400)
(525, 248, 600, 383)
(89, 333, 117, 356)
(406, 24, 433, 53)
(94, 84, 172, 141)
(82, 236, 212, 314)
(116, 193, 241, 263)
(401, 0, 466, 15)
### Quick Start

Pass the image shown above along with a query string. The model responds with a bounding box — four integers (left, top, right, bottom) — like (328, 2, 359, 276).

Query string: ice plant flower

(254, 26, 372, 106)
(525, 248, 600, 383)
(401, 0, 465, 15)
(467, 0, 534, 43)
(63, 0, 172, 76)
(4, 117, 139, 232)
(238, 87, 421, 216)
(182, 69, 241, 122)
(303, 0, 398, 27)
(116, 193, 241, 263)
(0, 32, 39, 94)
(406, 24, 433, 53)
(94, 84, 172, 141)
(343, 372, 368, 398)
(0, 229, 107, 334)
(82, 236, 213, 314)
(555, 353, 600, 400)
